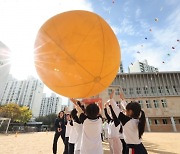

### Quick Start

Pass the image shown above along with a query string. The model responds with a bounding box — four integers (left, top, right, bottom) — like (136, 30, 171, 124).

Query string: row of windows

(108, 86, 179, 96)
(149, 119, 180, 125)
(116, 99, 167, 109)
(140, 99, 167, 108)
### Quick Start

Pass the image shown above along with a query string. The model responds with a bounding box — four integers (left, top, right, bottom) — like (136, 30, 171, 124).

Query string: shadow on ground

(103, 140, 178, 154)
(143, 141, 177, 154)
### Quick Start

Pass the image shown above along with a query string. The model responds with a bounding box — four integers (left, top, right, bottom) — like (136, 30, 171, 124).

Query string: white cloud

(102, 6, 111, 14)
(123, 1, 130, 13)
(111, 25, 121, 35)
(160, 7, 163, 11)
(135, 8, 141, 18)
(119, 39, 128, 48)
(165, 0, 179, 5)
(124, 6, 180, 72)
(118, 18, 136, 36)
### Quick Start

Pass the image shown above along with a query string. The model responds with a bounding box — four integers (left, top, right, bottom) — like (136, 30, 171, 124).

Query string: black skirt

(126, 143, 148, 154)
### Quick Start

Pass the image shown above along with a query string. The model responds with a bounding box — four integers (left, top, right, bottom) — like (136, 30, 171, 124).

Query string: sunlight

(10, 48, 38, 80)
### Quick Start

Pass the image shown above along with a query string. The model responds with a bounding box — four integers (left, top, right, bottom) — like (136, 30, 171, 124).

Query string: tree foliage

(35, 113, 57, 126)
(0, 103, 32, 123)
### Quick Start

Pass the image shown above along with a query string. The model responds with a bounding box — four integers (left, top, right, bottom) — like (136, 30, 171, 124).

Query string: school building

(97, 71, 180, 132)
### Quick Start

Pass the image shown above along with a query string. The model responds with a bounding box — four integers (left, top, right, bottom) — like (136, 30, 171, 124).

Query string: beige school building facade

(96, 71, 180, 132)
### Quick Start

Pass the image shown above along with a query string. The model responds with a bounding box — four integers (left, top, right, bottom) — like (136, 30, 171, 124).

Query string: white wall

(0, 42, 11, 99)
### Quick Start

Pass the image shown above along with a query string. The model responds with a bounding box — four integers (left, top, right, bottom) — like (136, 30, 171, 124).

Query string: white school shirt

(65, 121, 71, 137)
(108, 121, 120, 138)
(109, 99, 141, 144)
(69, 121, 78, 144)
(74, 122, 83, 151)
(80, 118, 103, 154)
(103, 121, 109, 130)
(108, 99, 124, 139)
(123, 118, 141, 144)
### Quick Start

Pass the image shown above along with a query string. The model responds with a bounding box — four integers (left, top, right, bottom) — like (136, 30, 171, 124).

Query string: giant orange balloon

(34, 10, 120, 98)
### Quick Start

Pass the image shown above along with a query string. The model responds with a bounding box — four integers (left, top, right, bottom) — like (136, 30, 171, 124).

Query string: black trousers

(53, 131, 65, 154)
(126, 143, 148, 154)
(64, 137, 69, 154)
(68, 143, 74, 154)
(120, 139, 126, 154)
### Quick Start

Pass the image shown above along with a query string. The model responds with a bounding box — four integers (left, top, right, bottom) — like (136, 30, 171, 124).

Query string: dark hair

(126, 102, 146, 139)
(66, 113, 71, 118)
(58, 111, 64, 118)
(77, 101, 85, 112)
(86, 103, 99, 119)
(71, 109, 80, 124)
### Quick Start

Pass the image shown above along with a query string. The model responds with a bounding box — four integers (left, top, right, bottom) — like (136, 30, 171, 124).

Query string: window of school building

(154, 119, 160, 125)
(151, 87, 156, 94)
(161, 99, 167, 108)
(122, 88, 127, 95)
(129, 88, 133, 95)
(153, 100, 159, 108)
(138, 100, 143, 108)
(146, 100, 151, 108)
(162, 119, 168, 124)
(108, 89, 112, 95)
(158, 86, 163, 94)
(136, 87, 141, 94)
(173, 85, 177, 93)
(115, 89, 120, 95)
(165, 86, 170, 94)
(144, 87, 148, 94)
(148, 119, 152, 125)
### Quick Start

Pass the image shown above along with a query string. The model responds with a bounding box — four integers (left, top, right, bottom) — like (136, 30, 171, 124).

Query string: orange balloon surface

(34, 10, 121, 98)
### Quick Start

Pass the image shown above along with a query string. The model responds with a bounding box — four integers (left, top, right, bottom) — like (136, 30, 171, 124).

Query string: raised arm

(75, 105, 87, 124)
(108, 90, 121, 117)
(104, 103, 112, 123)
(109, 105, 131, 126)
(108, 105, 120, 127)
(70, 98, 78, 106)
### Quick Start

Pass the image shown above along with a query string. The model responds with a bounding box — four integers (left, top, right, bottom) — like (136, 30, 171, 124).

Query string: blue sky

(0, 0, 180, 97)
(90, 0, 180, 72)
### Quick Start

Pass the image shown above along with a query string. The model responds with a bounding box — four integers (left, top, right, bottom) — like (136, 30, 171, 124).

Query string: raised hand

(104, 102, 109, 108)
(75, 105, 83, 115)
(119, 92, 125, 100)
(110, 90, 114, 99)
(70, 98, 77, 105)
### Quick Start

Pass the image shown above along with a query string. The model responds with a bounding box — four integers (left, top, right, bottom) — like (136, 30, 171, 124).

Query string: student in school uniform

(73, 119, 83, 154)
(75, 103, 103, 154)
(64, 113, 72, 154)
(104, 102, 122, 154)
(53, 111, 66, 154)
(108, 91, 147, 154)
(68, 109, 79, 154)
(69, 99, 84, 154)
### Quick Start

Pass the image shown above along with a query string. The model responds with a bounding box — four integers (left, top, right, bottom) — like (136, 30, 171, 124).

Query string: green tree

(0, 103, 32, 123)
(36, 113, 57, 126)
(18, 106, 32, 123)
(0, 103, 21, 122)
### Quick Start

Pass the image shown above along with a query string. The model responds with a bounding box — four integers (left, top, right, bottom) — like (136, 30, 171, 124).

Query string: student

(64, 114, 72, 154)
(75, 103, 103, 154)
(53, 111, 66, 154)
(104, 103, 122, 154)
(74, 117, 83, 154)
(108, 92, 147, 154)
(68, 109, 79, 154)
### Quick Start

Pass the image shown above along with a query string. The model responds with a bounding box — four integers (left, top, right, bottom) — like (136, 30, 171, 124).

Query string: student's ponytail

(138, 110, 146, 139)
